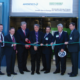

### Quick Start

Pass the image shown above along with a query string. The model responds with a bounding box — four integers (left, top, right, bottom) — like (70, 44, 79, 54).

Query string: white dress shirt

(22, 29, 26, 35)
(0, 32, 5, 47)
(44, 33, 49, 38)
(10, 34, 13, 40)
(59, 31, 63, 35)
(10, 34, 15, 47)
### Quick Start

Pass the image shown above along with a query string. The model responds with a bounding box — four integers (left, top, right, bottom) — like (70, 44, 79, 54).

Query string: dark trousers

(17, 48, 28, 72)
(0, 46, 5, 71)
(41, 53, 46, 69)
(6, 50, 16, 74)
(44, 54, 51, 72)
(55, 51, 66, 73)
(31, 51, 41, 72)
(71, 52, 78, 75)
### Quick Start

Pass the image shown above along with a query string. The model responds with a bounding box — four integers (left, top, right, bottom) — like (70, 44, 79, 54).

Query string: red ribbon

(25, 39, 31, 49)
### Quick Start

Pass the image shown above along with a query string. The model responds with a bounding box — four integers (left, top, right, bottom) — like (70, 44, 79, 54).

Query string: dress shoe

(12, 72, 17, 75)
(23, 69, 30, 72)
(20, 71, 24, 74)
(7, 74, 11, 77)
(44, 71, 50, 74)
(61, 73, 64, 75)
(53, 71, 60, 74)
(36, 71, 40, 74)
(41, 68, 46, 71)
(69, 74, 77, 77)
(0, 71, 5, 75)
(31, 72, 34, 75)
(68, 72, 73, 75)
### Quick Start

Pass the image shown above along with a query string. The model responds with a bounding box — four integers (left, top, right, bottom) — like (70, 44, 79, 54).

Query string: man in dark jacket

(16, 21, 30, 74)
(65, 22, 79, 77)
(0, 24, 5, 75)
(5, 27, 17, 77)
(41, 26, 53, 73)
(29, 24, 43, 75)
(51, 23, 68, 75)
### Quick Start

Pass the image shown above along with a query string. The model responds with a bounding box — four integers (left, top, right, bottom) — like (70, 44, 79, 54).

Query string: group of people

(0, 21, 79, 77)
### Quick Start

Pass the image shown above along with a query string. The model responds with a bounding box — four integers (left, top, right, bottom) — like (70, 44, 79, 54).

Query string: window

(0, 3, 2, 24)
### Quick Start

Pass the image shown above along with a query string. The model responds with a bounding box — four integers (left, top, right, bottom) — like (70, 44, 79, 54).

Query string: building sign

(11, 0, 73, 13)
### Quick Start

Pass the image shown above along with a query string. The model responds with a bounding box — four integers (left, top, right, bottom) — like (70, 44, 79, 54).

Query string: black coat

(42, 33, 53, 54)
(5, 34, 16, 74)
(68, 29, 79, 52)
(29, 31, 43, 54)
(16, 28, 30, 52)
(52, 31, 68, 53)
(5, 34, 16, 54)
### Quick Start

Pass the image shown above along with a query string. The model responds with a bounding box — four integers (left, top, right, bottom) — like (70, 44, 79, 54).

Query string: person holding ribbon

(5, 27, 17, 77)
(29, 24, 43, 75)
(41, 26, 53, 74)
(51, 23, 68, 75)
(65, 22, 79, 77)
(0, 24, 5, 75)
(16, 21, 30, 74)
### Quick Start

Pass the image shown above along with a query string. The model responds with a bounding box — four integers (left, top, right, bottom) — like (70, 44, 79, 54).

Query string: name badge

(70, 37, 72, 40)
(56, 35, 59, 38)
(45, 37, 48, 40)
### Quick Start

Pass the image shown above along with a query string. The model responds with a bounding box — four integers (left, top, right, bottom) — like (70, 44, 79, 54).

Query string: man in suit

(41, 26, 53, 73)
(29, 24, 43, 75)
(5, 27, 17, 77)
(51, 23, 68, 75)
(65, 22, 79, 77)
(16, 21, 30, 74)
(0, 24, 5, 75)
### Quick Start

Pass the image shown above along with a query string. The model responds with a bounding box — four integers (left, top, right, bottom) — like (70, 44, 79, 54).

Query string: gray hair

(34, 24, 40, 27)
(21, 21, 27, 26)
(57, 23, 63, 28)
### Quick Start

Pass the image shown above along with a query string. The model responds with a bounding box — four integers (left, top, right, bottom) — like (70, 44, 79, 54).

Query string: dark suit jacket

(16, 28, 30, 52)
(68, 29, 79, 53)
(5, 34, 16, 54)
(42, 33, 53, 54)
(52, 31, 68, 53)
(29, 31, 43, 54)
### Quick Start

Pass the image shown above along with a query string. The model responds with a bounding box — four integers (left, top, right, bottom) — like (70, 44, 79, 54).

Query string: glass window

(0, 3, 2, 24)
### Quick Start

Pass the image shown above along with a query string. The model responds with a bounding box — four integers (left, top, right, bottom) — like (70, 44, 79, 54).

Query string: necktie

(23, 31, 26, 36)
(70, 31, 72, 37)
(35, 32, 38, 43)
(1, 34, 3, 46)
(12, 36, 16, 50)
(59, 33, 61, 38)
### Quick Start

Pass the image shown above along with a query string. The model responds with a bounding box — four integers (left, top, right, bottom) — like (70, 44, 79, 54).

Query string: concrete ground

(0, 59, 80, 80)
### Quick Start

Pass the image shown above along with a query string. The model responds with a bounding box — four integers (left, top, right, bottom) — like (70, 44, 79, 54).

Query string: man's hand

(34, 46, 37, 51)
(0, 40, 2, 43)
(51, 42, 53, 46)
(16, 50, 18, 54)
(25, 45, 29, 48)
(64, 42, 68, 45)
(25, 38, 28, 42)
(46, 44, 48, 47)
(13, 44, 16, 46)
(61, 49, 64, 52)
(40, 43, 43, 46)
